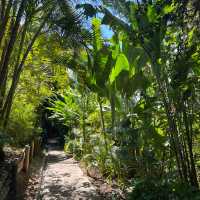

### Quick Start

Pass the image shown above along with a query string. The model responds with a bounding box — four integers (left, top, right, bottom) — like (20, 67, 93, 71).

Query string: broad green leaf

(155, 127, 165, 136)
(147, 5, 157, 23)
(110, 53, 129, 84)
(163, 4, 175, 15)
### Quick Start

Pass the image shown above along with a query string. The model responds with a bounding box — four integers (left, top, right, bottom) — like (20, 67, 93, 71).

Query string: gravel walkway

(39, 141, 101, 200)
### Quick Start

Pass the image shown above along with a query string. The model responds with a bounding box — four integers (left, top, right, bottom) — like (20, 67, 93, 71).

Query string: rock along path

(39, 139, 102, 200)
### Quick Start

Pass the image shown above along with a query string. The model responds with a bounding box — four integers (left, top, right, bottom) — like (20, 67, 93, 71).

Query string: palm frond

(49, 0, 91, 47)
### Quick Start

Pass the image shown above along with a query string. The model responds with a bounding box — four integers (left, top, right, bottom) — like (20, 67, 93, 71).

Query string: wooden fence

(0, 137, 42, 200)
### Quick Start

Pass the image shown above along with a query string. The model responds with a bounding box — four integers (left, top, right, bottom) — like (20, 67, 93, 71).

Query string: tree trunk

(0, 0, 27, 112)
(0, 0, 13, 48)
(0, 145, 5, 162)
(1, 11, 52, 125)
(0, 0, 28, 83)
(110, 87, 116, 135)
(98, 96, 108, 152)
(183, 104, 198, 187)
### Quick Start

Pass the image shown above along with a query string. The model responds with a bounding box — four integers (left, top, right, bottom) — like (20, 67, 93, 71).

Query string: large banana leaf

(109, 53, 129, 84)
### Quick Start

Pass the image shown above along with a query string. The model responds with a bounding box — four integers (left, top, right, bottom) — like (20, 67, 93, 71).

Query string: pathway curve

(39, 140, 102, 200)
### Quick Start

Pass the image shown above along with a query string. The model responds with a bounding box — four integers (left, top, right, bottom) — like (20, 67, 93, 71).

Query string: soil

(4, 146, 24, 163)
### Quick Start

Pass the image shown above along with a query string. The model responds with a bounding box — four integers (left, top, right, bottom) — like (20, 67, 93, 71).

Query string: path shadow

(47, 153, 68, 163)
(41, 181, 103, 200)
(39, 138, 104, 200)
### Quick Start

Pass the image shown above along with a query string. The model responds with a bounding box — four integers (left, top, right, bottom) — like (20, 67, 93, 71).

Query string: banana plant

(85, 18, 114, 152)
(100, 1, 199, 187)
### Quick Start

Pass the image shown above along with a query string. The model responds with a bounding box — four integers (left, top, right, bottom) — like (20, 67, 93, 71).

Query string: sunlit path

(39, 139, 101, 200)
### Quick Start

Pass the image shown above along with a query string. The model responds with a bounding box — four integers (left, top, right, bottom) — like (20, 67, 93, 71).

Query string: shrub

(7, 101, 40, 146)
(128, 177, 200, 200)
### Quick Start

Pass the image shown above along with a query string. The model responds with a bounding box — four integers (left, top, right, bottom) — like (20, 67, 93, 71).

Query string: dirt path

(39, 140, 102, 200)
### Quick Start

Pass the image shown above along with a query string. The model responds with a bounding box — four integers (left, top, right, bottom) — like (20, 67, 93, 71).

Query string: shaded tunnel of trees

(37, 95, 69, 147)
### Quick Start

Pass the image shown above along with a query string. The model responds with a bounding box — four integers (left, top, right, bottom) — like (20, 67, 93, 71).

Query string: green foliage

(128, 177, 200, 200)
(2, 0, 200, 196)
(49, 91, 81, 126)
(7, 99, 40, 146)
(64, 137, 83, 160)
(97, 0, 200, 189)
(110, 53, 129, 84)
(76, 4, 97, 18)
(48, 2, 200, 190)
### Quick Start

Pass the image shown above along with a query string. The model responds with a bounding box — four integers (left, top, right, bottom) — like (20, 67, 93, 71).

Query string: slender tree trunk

(0, 0, 27, 82)
(183, 103, 198, 187)
(0, 0, 13, 48)
(0, 145, 5, 162)
(82, 112, 86, 153)
(0, 0, 27, 112)
(146, 57, 197, 185)
(98, 96, 108, 152)
(0, 40, 8, 110)
(155, 71, 190, 183)
(110, 87, 116, 135)
(1, 11, 52, 126)
(1, 16, 29, 123)
(0, 0, 6, 20)
(81, 93, 88, 154)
